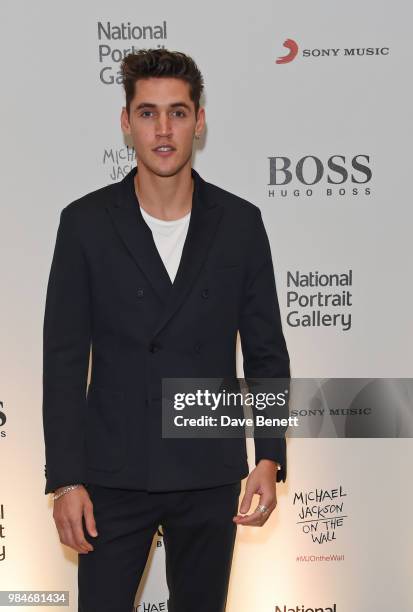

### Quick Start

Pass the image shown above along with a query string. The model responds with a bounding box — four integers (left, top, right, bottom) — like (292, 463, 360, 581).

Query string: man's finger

(234, 505, 274, 526)
(234, 509, 267, 526)
(238, 485, 255, 514)
(84, 501, 98, 539)
(70, 517, 94, 553)
(58, 522, 85, 554)
(234, 492, 276, 526)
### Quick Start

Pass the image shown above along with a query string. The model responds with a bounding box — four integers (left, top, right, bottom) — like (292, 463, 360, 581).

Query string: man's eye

(139, 110, 186, 118)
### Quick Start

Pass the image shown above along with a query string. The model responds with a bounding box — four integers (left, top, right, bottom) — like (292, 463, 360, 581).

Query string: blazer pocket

(85, 385, 127, 473)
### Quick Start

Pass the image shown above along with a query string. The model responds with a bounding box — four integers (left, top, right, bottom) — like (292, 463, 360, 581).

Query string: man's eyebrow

(135, 101, 192, 111)
(169, 102, 192, 110)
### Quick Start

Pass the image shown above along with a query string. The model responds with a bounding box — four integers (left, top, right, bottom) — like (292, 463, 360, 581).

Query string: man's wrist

(257, 459, 281, 471)
(52, 483, 83, 500)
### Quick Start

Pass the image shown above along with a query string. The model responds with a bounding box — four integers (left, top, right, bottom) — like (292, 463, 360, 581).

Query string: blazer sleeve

(42, 206, 92, 494)
(238, 206, 290, 483)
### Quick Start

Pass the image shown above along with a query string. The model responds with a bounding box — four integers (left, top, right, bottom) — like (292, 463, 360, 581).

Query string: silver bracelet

(53, 484, 82, 501)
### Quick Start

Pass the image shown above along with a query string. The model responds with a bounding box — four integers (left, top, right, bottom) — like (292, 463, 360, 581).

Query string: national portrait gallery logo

(285, 269, 353, 332)
(275, 604, 338, 612)
(97, 20, 169, 84)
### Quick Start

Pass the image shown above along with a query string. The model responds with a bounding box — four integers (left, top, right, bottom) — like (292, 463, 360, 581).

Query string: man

(42, 48, 290, 612)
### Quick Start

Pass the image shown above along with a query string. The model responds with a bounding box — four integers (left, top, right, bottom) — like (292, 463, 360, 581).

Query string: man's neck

(134, 163, 194, 221)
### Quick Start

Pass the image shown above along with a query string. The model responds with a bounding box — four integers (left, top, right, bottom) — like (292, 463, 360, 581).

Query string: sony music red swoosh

(276, 38, 299, 64)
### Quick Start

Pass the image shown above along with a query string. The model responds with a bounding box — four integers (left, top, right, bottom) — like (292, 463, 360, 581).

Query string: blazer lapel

(106, 168, 172, 303)
(106, 166, 224, 337)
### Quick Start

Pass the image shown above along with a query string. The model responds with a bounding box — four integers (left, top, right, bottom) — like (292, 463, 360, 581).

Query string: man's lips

(153, 145, 176, 156)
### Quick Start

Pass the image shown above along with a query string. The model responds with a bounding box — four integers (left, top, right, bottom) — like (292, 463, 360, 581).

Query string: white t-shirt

(140, 206, 191, 282)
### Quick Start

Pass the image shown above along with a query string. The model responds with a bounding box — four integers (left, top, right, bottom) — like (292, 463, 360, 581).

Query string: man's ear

(120, 107, 131, 135)
(195, 106, 205, 137)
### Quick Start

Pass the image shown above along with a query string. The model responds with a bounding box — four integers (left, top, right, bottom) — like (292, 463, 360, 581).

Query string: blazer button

(137, 287, 144, 298)
(149, 341, 162, 353)
(194, 342, 202, 354)
(201, 288, 209, 298)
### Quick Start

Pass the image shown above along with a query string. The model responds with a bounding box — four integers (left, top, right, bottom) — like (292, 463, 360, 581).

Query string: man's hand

(53, 485, 98, 554)
(233, 459, 279, 526)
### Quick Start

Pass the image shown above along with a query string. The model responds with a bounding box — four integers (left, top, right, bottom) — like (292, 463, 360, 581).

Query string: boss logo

(268, 155, 372, 186)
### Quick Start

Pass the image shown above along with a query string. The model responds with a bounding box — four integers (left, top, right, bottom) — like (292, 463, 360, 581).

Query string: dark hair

(121, 48, 204, 117)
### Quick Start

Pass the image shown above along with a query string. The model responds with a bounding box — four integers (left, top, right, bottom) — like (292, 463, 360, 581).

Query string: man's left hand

(233, 459, 279, 526)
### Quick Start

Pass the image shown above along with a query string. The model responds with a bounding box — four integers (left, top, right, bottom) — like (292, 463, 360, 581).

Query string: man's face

(121, 77, 205, 178)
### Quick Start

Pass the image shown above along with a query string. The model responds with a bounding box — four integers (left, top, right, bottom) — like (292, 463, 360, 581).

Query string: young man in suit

(43, 48, 290, 611)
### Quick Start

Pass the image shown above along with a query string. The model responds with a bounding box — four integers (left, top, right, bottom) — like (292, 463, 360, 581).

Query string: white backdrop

(1, 1, 412, 610)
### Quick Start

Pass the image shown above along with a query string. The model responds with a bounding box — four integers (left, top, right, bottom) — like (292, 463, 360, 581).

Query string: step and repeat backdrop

(1, 1, 412, 610)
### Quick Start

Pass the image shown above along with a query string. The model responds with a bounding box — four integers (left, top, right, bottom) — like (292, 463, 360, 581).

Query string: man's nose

(156, 113, 172, 136)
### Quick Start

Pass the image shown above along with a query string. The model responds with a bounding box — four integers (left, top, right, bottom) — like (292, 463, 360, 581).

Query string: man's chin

(139, 157, 191, 178)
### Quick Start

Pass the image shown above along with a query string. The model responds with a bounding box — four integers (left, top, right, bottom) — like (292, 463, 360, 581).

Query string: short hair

(121, 48, 204, 117)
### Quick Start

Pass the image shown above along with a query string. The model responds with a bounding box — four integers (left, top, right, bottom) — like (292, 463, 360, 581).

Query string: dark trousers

(78, 480, 241, 612)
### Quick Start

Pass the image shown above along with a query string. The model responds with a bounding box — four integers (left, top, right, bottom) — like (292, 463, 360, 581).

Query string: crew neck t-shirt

(140, 206, 191, 282)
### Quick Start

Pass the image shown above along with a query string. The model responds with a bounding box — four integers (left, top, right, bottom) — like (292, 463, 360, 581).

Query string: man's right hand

(52, 485, 98, 554)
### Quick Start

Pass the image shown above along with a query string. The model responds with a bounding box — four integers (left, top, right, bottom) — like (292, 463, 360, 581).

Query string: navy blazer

(42, 166, 290, 494)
